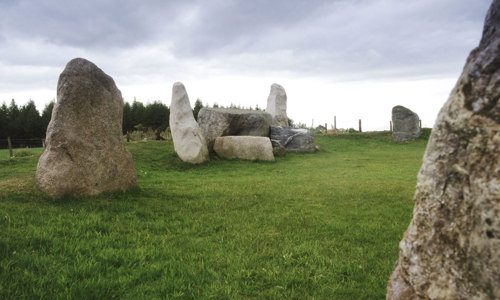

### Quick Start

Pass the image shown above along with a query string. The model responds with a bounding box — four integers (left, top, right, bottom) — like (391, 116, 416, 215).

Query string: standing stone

(213, 136, 275, 162)
(169, 82, 209, 164)
(391, 106, 421, 142)
(387, 1, 500, 299)
(35, 58, 137, 197)
(198, 107, 272, 151)
(266, 83, 289, 126)
(270, 126, 316, 153)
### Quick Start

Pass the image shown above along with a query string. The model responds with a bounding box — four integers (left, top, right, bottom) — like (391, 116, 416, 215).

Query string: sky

(0, 0, 492, 131)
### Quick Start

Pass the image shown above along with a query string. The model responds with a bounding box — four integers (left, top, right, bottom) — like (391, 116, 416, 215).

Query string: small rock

(272, 147, 287, 157)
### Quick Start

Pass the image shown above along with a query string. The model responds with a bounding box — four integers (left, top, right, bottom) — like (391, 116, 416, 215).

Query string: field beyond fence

(0, 130, 430, 298)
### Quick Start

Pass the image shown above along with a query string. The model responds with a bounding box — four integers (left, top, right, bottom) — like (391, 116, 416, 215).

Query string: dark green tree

(144, 101, 169, 131)
(0, 103, 8, 139)
(6, 99, 21, 138)
(122, 101, 133, 134)
(41, 101, 55, 136)
(130, 100, 146, 129)
(193, 98, 203, 121)
(19, 100, 42, 139)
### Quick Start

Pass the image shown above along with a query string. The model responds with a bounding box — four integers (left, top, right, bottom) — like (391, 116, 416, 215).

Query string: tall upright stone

(391, 105, 420, 142)
(387, 1, 500, 299)
(169, 82, 209, 164)
(35, 58, 137, 197)
(266, 83, 289, 126)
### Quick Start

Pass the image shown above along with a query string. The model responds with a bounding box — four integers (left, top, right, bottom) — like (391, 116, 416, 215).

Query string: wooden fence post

(311, 119, 314, 129)
(42, 139, 46, 149)
(7, 137, 13, 158)
(390, 120, 393, 131)
(334, 116, 337, 130)
(324, 123, 327, 134)
(419, 120, 422, 129)
(126, 131, 130, 143)
(358, 119, 362, 133)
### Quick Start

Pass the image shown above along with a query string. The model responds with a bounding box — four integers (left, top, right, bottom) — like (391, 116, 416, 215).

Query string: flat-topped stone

(198, 107, 272, 151)
(213, 136, 275, 162)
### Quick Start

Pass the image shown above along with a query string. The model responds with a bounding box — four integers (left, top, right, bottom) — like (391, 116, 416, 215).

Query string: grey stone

(387, 1, 500, 298)
(35, 58, 137, 197)
(213, 136, 275, 162)
(391, 105, 421, 142)
(270, 126, 315, 153)
(169, 82, 209, 164)
(272, 146, 286, 157)
(266, 83, 288, 126)
(198, 107, 272, 151)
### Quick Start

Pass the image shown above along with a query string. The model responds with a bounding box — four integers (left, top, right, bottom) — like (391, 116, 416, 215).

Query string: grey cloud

(171, 0, 491, 78)
(0, 0, 493, 85)
(0, 0, 186, 48)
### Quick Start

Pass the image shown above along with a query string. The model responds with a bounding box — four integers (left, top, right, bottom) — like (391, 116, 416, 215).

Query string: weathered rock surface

(213, 136, 275, 162)
(387, 1, 500, 299)
(198, 107, 272, 151)
(270, 126, 315, 153)
(170, 82, 209, 164)
(391, 105, 421, 142)
(35, 58, 137, 197)
(266, 83, 288, 126)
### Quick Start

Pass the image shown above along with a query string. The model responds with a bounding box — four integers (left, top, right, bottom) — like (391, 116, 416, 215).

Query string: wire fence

(0, 138, 44, 149)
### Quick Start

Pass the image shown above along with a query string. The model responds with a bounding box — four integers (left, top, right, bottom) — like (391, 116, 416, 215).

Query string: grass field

(0, 130, 430, 299)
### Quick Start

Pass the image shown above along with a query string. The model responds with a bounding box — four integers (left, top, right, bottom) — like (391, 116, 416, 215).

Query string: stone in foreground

(198, 107, 272, 151)
(213, 136, 275, 162)
(36, 58, 137, 197)
(391, 105, 421, 142)
(266, 83, 289, 126)
(169, 82, 209, 164)
(387, 1, 500, 299)
(270, 126, 315, 153)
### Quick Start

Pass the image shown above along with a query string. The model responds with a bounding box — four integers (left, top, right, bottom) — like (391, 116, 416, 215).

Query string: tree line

(0, 98, 252, 143)
(0, 99, 172, 141)
(0, 100, 54, 141)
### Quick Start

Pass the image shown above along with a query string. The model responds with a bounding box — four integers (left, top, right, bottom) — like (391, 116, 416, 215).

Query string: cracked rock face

(169, 82, 209, 164)
(270, 126, 315, 153)
(35, 58, 137, 197)
(387, 1, 500, 299)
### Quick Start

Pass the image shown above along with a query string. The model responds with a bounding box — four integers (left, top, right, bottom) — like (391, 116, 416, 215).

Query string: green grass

(0, 147, 43, 160)
(0, 130, 430, 299)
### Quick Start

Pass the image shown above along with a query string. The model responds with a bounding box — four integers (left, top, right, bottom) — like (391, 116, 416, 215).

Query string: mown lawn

(0, 130, 430, 299)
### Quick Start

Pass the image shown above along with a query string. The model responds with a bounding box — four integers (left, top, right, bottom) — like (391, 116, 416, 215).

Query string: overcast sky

(0, 0, 492, 130)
